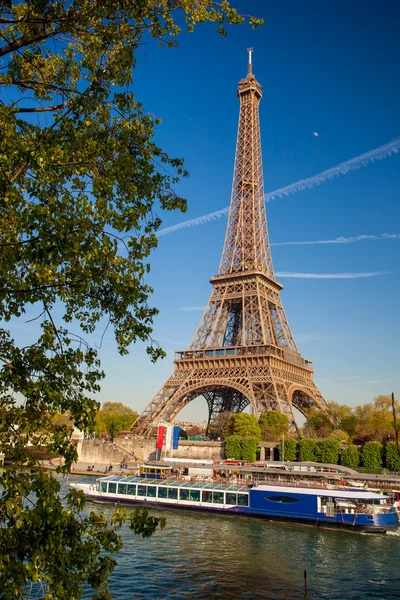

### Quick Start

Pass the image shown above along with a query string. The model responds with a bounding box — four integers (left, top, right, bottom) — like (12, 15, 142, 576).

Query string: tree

(259, 410, 289, 441)
(232, 413, 261, 439)
(208, 411, 234, 441)
(94, 402, 138, 438)
(187, 425, 202, 438)
(329, 429, 351, 445)
(0, 2, 262, 597)
(325, 401, 353, 428)
(353, 402, 393, 443)
(303, 407, 335, 438)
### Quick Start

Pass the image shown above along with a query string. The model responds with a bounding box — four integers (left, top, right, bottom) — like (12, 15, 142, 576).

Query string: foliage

(352, 399, 396, 443)
(259, 410, 289, 441)
(299, 438, 318, 462)
(385, 442, 400, 472)
(278, 438, 298, 462)
(0, 1, 261, 596)
(0, 469, 166, 600)
(232, 413, 260, 439)
(341, 445, 360, 468)
(240, 437, 259, 463)
(328, 429, 351, 445)
(94, 402, 137, 438)
(225, 435, 259, 462)
(303, 408, 334, 438)
(340, 415, 358, 438)
(187, 425, 202, 438)
(361, 441, 383, 469)
(208, 412, 234, 441)
(326, 401, 353, 427)
(225, 435, 243, 460)
(315, 438, 341, 464)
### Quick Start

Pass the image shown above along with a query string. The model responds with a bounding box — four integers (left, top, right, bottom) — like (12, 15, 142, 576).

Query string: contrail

(265, 137, 400, 201)
(271, 233, 400, 246)
(157, 137, 400, 237)
(158, 206, 229, 236)
(276, 271, 387, 279)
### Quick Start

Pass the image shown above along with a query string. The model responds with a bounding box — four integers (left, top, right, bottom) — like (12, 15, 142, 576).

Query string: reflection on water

(60, 476, 400, 599)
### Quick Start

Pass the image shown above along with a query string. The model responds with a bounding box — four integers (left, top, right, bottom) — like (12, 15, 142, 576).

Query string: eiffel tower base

(134, 348, 325, 436)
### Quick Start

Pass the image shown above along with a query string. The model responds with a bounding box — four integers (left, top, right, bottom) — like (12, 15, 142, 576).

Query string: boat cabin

(97, 475, 250, 508)
(140, 464, 173, 479)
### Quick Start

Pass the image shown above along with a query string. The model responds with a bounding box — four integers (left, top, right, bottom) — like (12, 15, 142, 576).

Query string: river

(63, 476, 400, 599)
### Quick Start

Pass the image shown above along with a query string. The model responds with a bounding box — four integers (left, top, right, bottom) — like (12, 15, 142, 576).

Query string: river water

(63, 476, 400, 599)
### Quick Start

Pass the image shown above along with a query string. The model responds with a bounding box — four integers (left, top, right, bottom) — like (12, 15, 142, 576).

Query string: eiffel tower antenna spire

(133, 52, 328, 436)
(247, 47, 253, 74)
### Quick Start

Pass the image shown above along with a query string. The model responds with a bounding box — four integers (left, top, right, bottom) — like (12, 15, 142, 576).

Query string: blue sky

(11, 1, 400, 421)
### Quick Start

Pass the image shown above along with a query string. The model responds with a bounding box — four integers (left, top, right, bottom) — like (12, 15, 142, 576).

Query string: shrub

(315, 438, 341, 464)
(241, 437, 259, 462)
(225, 435, 243, 460)
(361, 441, 383, 469)
(225, 436, 259, 462)
(278, 438, 298, 462)
(299, 438, 317, 462)
(386, 442, 400, 472)
(341, 445, 360, 468)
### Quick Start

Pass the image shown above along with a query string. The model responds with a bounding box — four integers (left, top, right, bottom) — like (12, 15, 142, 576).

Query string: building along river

(61, 476, 400, 599)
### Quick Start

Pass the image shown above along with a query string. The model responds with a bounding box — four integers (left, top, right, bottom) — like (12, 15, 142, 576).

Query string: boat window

(226, 493, 237, 505)
(127, 484, 136, 496)
(189, 490, 200, 502)
(168, 488, 178, 500)
(202, 490, 213, 503)
(265, 495, 299, 504)
(147, 486, 156, 498)
(100, 481, 107, 493)
(118, 483, 127, 495)
(108, 483, 117, 494)
(137, 485, 147, 497)
(158, 487, 168, 499)
(213, 492, 224, 504)
(238, 494, 249, 507)
(180, 489, 190, 501)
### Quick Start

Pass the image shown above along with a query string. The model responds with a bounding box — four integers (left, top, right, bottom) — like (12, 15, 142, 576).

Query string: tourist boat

(70, 475, 399, 533)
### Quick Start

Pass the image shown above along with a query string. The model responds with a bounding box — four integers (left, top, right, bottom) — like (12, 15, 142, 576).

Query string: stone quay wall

(76, 438, 225, 464)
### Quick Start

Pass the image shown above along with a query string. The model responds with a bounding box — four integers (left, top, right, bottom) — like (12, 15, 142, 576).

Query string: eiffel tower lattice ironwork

(134, 50, 327, 435)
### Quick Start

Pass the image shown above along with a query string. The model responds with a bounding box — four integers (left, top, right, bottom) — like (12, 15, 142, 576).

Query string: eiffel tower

(134, 50, 327, 435)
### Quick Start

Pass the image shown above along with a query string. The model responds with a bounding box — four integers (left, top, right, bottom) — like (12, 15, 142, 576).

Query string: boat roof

(256, 484, 389, 500)
(99, 476, 389, 499)
(99, 475, 249, 492)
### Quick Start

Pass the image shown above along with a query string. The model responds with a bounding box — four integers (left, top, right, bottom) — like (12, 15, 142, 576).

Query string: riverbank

(39, 459, 141, 477)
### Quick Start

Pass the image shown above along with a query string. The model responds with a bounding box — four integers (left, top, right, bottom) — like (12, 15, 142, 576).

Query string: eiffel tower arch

(133, 50, 328, 436)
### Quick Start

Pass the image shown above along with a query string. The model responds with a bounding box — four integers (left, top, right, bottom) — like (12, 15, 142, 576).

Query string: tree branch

(0, 28, 61, 58)
(15, 102, 69, 113)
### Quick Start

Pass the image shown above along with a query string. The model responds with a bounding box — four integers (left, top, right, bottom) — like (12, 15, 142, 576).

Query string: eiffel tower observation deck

(133, 50, 328, 435)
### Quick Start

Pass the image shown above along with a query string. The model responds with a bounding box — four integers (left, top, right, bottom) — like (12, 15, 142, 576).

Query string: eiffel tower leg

(134, 367, 257, 436)
(203, 389, 251, 435)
